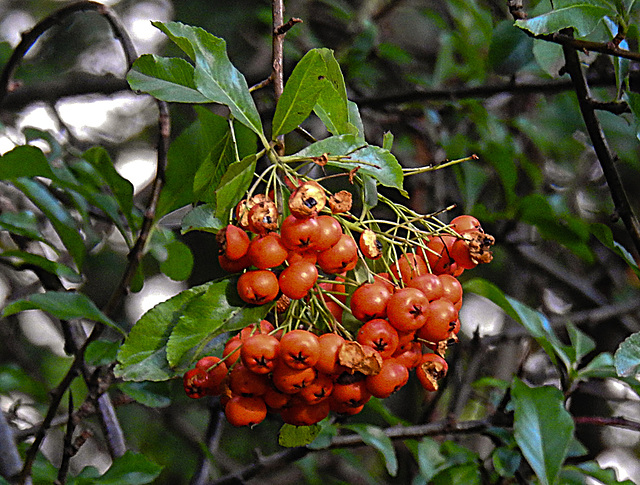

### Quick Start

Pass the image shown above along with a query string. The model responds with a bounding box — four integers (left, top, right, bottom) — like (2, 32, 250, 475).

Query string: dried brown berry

(247, 200, 279, 235)
(236, 194, 269, 230)
(359, 229, 382, 259)
(328, 190, 352, 214)
(288, 180, 326, 218)
(338, 340, 383, 376)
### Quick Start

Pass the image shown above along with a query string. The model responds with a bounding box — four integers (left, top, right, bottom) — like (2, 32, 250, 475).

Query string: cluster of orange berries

(183, 178, 494, 427)
(183, 320, 448, 427)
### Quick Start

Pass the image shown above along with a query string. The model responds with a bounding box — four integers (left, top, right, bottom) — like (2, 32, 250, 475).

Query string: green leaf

(614, 332, 640, 377)
(181, 203, 224, 234)
(159, 240, 194, 282)
(158, 108, 232, 218)
(488, 21, 535, 75)
(0, 363, 48, 401)
(0, 211, 46, 243)
(85, 340, 120, 366)
(415, 437, 446, 482)
(462, 278, 521, 322)
(278, 423, 322, 447)
(73, 451, 162, 485)
(512, 378, 575, 485)
(214, 154, 257, 221)
(314, 49, 353, 136)
(193, 119, 256, 203)
(0, 250, 82, 283)
(0, 145, 54, 180)
(82, 147, 137, 231)
(3, 291, 121, 334)
(515, 5, 613, 37)
(624, 91, 640, 141)
(127, 54, 211, 103)
(347, 101, 365, 141)
(344, 424, 398, 476)
(11, 178, 86, 269)
(493, 447, 521, 477)
(273, 49, 330, 136)
(431, 464, 482, 485)
(533, 41, 565, 77)
(166, 278, 271, 369)
(115, 283, 210, 382)
(292, 134, 404, 193)
(591, 223, 640, 277)
(569, 460, 636, 485)
(153, 21, 264, 138)
(603, 17, 629, 98)
(565, 321, 596, 368)
(117, 381, 172, 408)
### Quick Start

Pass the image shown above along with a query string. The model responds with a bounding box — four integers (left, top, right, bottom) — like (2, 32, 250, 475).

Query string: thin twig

(55, 393, 75, 485)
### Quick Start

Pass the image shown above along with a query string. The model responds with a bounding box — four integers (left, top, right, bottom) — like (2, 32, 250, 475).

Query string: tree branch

(561, 39, 640, 258)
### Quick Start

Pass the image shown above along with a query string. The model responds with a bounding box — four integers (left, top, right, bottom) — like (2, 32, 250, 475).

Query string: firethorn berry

(280, 214, 320, 251)
(390, 253, 427, 281)
(280, 399, 330, 426)
(299, 372, 334, 404)
(386, 287, 430, 332)
(359, 229, 383, 259)
(425, 235, 456, 275)
(407, 273, 444, 301)
(183, 368, 210, 399)
(279, 329, 320, 369)
(271, 362, 316, 394)
(224, 395, 267, 427)
(392, 341, 422, 369)
(416, 298, 458, 343)
(350, 283, 392, 322)
(217, 225, 250, 261)
(450, 237, 477, 270)
(222, 337, 242, 365)
(315, 333, 347, 376)
(195, 356, 228, 394)
(365, 358, 409, 398)
(356, 318, 399, 359)
(416, 353, 448, 392)
(218, 253, 251, 273)
(330, 377, 371, 410)
(228, 363, 269, 396)
(450, 214, 483, 233)
(289, 180, 327, 218)
(241, 333, 280, 374)
(286, 249, 317, 265)
(247, 233, 288, 269)
(238, 320, 276, 340)
(313, 215, 343, 252)
(439, 274, 463, 304)
(278, 260, 318, 300)
(236, 270, 279, 305)
(317, 233, 359, 274)
(324, 300, 344, 323)
(263, 386, 290, 409)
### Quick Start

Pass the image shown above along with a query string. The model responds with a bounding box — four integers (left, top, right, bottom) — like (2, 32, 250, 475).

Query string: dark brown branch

(274, 17, 303, 36)
(55, 393, 75, 485)
(543, 32, 640, 63)
(562, 40, 640, 257)
(0, 1, 135, 105)
(574, 415, 640, 432)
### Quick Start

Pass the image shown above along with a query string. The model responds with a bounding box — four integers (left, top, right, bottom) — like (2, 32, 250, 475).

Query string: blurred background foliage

(1, 0, 640, 483)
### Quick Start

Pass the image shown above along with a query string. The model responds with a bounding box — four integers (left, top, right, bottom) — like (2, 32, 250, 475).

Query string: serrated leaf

(193, 127, 235, 203)
(158, 108, 232, 218)
(85, 340, 120, 366)
(115, 283, 210, 382)
(117, 381, 172, 408)
(591, 223, 640, 277)
(214, 154, 257, 221)
(0, 211, 46, 243)
(11, 178, 86, 269)
(0, 250, 82, 283)
(273, 49, 330, 136)
(512, 378, 575, 485)
(0, 145, 54, 180)
(278, 423, 322, 447)
(127, 54, 211, 103)
(292, 134, 404, 193)
(181, 203, 224, 234)
(2, 291, 121, 334)
(614, 332, 640, 377)
(493, 447, 521, 477)
(159, 240, 194, 282)
(166, 278, 270, 369)
(515, 5, 612, 37)
(82, 146, 137, 231)
(344, 424, 398, 476)
(153, 21, 264, 138)
(74, 451, 162, 485)
(347, 101, 365, 141)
